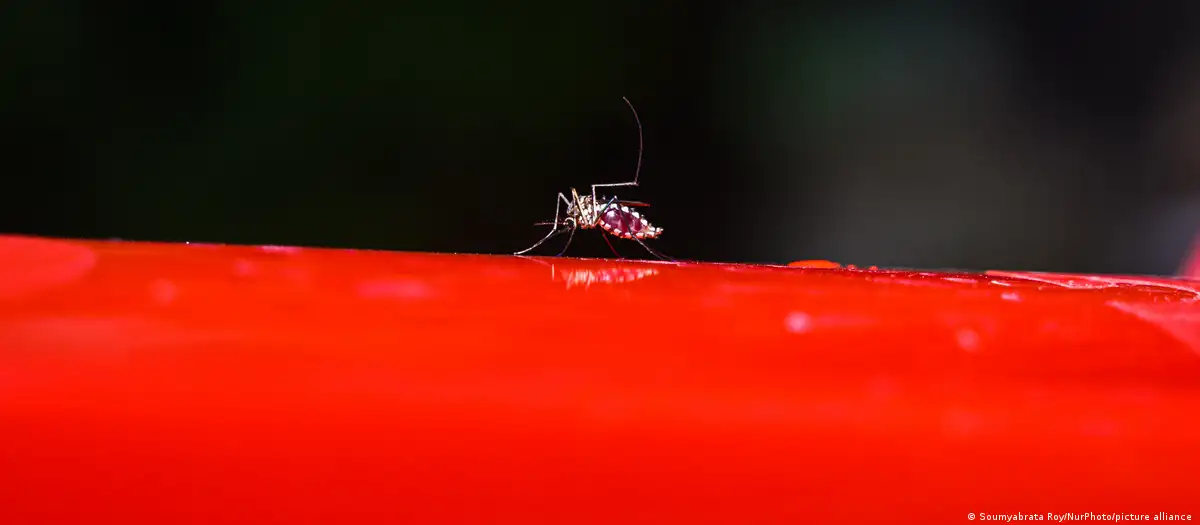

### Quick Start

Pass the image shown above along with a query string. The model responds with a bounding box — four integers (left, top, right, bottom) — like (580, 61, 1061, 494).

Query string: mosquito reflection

(516, 256, 660, 290)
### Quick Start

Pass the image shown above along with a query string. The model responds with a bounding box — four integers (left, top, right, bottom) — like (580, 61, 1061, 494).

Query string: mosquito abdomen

(599, 205, 663, 239)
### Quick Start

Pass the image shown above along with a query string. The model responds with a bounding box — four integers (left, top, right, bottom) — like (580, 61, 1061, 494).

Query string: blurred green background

(3, 1, 1198, 273)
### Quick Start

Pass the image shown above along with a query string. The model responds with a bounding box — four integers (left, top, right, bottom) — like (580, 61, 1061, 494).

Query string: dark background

(3, 1, 1198, 274)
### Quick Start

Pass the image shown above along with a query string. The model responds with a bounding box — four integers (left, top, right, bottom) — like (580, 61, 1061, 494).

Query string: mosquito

(513, 97, 671, 261)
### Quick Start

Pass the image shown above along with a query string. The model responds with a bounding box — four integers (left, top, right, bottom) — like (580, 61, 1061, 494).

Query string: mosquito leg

(514, 192, 572, 255)
(554, 224, 577, 257)
(514, 226, 567, 256)
(591, 181, 638, 212)
(551, 191, 570, 226)
(513, 254, 553, 267)
(595, 195, 620, 218)
(591, 97, 646, 205)
(600, 231, 623, 259)
(630, 236, 674, 261)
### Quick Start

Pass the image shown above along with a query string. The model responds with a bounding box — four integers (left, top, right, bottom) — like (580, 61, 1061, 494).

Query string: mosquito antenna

(621, 96, 644, 186)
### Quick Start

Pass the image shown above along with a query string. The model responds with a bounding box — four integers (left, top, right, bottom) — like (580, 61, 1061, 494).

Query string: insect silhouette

(514, 97, 671, 261)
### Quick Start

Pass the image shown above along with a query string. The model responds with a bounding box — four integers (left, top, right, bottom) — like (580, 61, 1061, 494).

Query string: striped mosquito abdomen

(598, 204, 663, 240)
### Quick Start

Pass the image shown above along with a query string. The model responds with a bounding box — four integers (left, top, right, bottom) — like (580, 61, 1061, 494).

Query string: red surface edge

(1, 235, 1199, 524)
(1182, 229, 1200, 279)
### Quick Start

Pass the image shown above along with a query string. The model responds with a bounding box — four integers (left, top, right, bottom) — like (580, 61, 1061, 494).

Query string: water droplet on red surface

(260, 245, 303, 255)
(787, 260, 841, 269)
(149, 279, 178, 306)
(956, 328, 981, 352)
(784, 312, 812, 333)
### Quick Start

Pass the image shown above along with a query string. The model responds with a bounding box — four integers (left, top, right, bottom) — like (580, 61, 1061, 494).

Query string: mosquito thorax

(574, 199, 600, 227)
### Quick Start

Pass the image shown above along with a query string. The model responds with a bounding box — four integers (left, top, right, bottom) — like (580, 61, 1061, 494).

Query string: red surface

(2, 234, 1200, 524)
